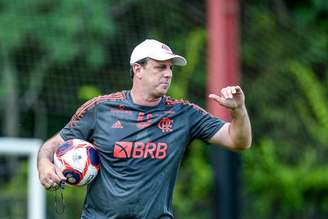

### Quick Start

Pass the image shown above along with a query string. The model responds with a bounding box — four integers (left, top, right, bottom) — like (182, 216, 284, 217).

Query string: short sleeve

(189, 104, 225, 142)
(60, 97, 98, 141)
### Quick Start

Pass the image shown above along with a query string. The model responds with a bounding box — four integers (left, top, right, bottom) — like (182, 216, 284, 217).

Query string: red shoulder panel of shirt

(69, 91, 126, 127)
(164, 96, 208, 115)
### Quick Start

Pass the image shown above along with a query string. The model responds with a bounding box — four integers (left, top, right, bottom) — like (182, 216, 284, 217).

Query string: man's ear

(132, 63, 143, 79)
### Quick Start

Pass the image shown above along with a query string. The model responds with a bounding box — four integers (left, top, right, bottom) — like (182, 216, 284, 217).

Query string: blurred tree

(0, 0, 113, 137)
(241, 0, 328, 218)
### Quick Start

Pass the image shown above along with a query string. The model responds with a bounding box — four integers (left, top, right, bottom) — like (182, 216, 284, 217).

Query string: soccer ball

(54, 139, 100, 186)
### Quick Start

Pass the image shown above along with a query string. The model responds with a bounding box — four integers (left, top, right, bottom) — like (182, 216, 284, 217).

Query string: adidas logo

(112, 120, 123, 129)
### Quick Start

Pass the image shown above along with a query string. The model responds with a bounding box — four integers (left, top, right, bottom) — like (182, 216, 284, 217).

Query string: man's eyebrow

(155, 63, 172, 68)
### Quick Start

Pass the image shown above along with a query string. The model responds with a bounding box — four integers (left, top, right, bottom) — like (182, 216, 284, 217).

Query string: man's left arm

(208, 86, 252, 151)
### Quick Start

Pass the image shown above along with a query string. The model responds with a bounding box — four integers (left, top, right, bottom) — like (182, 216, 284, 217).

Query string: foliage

(0, 159, 27, 218)
(47, 186, 87, 219)
(0, 0, 113, 65)
(0, 0, 114, 137)
(241, 0, 328, 218)
(169, 29, 206, 99)
(243, 139, 328, 219)
(78, 85, 102, 101)
(173, 141, 214, 219)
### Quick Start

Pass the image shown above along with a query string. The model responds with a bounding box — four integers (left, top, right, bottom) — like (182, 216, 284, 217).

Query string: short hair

(129, 57, 150, 79)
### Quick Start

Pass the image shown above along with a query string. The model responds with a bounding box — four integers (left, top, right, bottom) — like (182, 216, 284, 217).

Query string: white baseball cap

(130, 39, 187, 66)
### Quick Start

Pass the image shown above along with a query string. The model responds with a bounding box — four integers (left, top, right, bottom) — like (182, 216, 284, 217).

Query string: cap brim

(150, 54, 187, 66)
(171, 55, 187, 66)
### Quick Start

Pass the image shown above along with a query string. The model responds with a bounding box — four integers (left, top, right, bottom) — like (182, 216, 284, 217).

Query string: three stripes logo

(112, 120, 123, 129)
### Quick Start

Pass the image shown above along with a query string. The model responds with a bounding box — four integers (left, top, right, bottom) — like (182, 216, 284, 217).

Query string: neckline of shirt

(125, 90, 166, 110)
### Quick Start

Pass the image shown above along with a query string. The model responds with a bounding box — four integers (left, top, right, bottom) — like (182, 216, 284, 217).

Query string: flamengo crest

(158, 118, 173, 133)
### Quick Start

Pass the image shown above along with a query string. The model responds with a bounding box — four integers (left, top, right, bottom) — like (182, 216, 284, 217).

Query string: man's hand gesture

(208, 86, 245, 110)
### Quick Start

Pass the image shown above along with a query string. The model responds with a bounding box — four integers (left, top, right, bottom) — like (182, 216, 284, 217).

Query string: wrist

(37, 157, 53, 168)
(231, 105, 247, 117)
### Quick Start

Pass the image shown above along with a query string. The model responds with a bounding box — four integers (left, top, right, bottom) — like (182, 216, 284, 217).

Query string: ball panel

(56, 140, 74, 156)
(88, 147, 100, 167)
(61, 147, 88, 172)
(54, 154, 63, 170)
(63, 169, 82, 185)
(79, 165, 98, 186)
(53, 139, 100, 186)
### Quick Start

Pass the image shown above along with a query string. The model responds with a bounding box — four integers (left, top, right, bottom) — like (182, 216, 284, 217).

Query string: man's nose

(164, 68, 172, 78)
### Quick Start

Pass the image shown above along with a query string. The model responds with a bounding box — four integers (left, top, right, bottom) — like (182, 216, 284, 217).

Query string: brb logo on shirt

(113, 142, 167, 159)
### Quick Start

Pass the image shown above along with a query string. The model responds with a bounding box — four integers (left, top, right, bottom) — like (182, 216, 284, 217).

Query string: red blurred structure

(207, 0, 240, 119)
(207, 0, 241, 219)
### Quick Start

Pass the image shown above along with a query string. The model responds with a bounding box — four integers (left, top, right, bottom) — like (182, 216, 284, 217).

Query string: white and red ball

(54, 139, 100, 186)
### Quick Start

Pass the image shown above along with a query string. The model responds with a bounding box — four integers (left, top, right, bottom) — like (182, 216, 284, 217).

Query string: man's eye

(155, 64, 173, 70)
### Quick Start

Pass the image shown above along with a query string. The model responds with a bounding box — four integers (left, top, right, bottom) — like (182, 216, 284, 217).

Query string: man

(37, 39, 252, 218)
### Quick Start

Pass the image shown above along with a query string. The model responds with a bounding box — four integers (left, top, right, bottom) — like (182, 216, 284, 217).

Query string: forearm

(37, 133, 66, 188)
(37, 144, 55, 165)
(37, 134, 64, 168)
(229, 106, 252, 149)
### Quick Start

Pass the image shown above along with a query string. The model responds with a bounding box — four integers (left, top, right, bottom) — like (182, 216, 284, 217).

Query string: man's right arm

(37, 133, 66, 189)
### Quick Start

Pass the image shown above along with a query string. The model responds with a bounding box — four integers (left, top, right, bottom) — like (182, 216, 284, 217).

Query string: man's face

(138, 58, 173, 97)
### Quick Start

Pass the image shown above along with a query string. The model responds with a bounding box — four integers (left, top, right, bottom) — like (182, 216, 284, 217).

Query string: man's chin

(155, 89, 169, 97)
